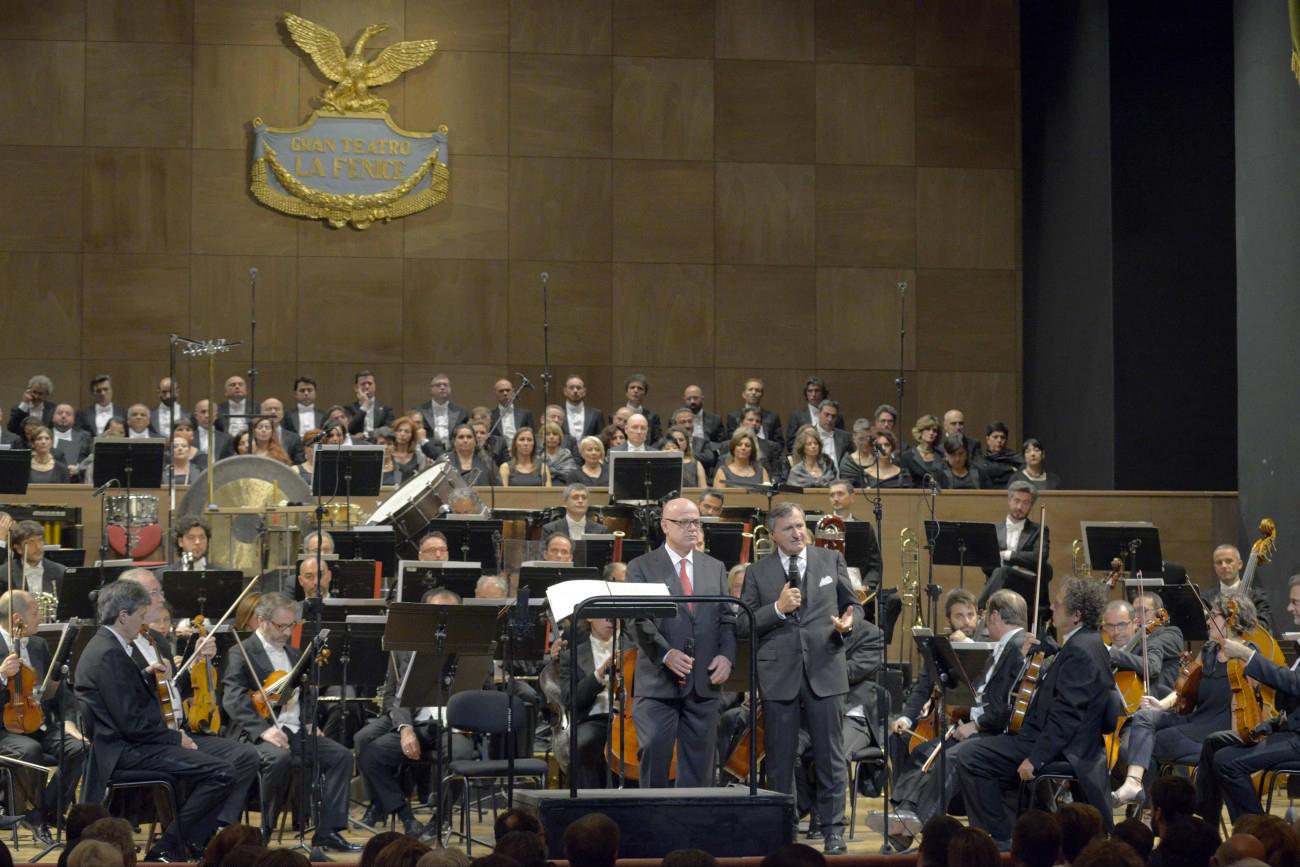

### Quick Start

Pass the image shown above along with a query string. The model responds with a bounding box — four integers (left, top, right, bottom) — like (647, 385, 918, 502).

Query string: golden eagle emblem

(284, 13, 438, 113)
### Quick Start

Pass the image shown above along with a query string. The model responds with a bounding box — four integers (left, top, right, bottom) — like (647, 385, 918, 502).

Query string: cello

(1009, 506, 1049, 734)
(605, 646, 677, 783)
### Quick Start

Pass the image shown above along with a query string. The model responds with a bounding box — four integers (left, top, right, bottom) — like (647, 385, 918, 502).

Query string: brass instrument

(1071, 538, 1091, 577)
(750, 525, 775, 559)
(900, 527, 924, 628)
(33, 592, 57, 623)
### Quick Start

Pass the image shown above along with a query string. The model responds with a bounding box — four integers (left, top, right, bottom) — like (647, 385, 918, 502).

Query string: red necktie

(678, 557, 695, 613)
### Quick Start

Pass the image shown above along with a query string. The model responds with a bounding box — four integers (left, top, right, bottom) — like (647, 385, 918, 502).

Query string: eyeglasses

(664, 518, 701, 529)
(268, 619, 297, 631)
(1101, 622, 1131, 631)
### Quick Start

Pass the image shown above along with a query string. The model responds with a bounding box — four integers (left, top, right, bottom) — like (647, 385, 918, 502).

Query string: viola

(1008, 651, 1046, 735)
(139, 625, 178, 730)
(182, 615, 221, 734)
(1172, 651, 1202, 715)
(3, 618, 44, 735)
(1113, 608, 1170, 715)
(251, 646, 330, 720)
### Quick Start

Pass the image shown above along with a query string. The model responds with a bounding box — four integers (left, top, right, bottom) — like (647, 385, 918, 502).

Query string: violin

(251, 646, 330, 720)
(1172, 651, 1202, 715)
(3, 618, 44, 735)
(139, 625, 178, 730)
(183, 615, 221, 734)
(1113, 608, 1169, 714)
(606, 647, 677, 782)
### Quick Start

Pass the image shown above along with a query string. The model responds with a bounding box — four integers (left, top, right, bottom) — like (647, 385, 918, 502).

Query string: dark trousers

(255, 728, 353, 835)
(356, 720, 473, 817)
(1198, 729, 1300, 821)
(0, 727, 86, 820)
(764, 677, 847, 837)
(957, 733, 1029, 845)
(573, 716, 611, 789)
(1124, 709, 1202, 777)
(632, 693, 719, 788)
(894, 734, 978, 823)
(117, 741, 234, 854)
(191, 733, 261, 827)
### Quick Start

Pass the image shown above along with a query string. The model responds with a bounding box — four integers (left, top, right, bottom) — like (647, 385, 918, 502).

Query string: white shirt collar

(1061, 624, 1082, 645)
(1006, 515, 1026, 528)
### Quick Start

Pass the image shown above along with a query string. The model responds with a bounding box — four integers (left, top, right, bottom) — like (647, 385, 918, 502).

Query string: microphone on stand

(250, 267, 259, 281)
(923, 474, 942, 496)
(515, 373, 533, 393)
(541, 272, 549, 288)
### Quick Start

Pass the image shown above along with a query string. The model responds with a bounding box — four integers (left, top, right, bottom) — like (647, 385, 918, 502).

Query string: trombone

(900, 527, 924, 628)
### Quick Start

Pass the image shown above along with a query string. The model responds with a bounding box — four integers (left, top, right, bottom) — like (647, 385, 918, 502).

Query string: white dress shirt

(566, 515, 587, 541)
(589, 635, 614, 715)
(970, 626, 1023, 724)
(818, 426, 839, 465)
(52, 426, 72, 446)
(255, 631, 300, 731)
(430, 401, 451, 443)
(94, 403, 115, 433)
(499, 405, 517, 440)
(1003, 517, 1026, 561)
(297, 404, 317, 433)
(225, 399, 247, 436)
(566, 403, 586, 440)
(155, 404, 173, 437)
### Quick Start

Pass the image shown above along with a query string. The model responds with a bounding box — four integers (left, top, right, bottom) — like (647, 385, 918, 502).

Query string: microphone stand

(247, 267, 259, 420)
(166, 334, 179, 563)
(539, 272, 553, 405)
(868, 448, 893, 855)
(894, 280, 907, 429)
(923, 476, 942, 630)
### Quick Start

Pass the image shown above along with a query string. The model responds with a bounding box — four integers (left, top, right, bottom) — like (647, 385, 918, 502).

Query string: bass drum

(366, 459, 463, 551)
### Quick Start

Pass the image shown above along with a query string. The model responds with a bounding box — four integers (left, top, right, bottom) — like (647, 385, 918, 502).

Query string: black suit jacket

(784, 407, 845, 451)
(196, 428, 233, 461)
(418, 401, 469, 444)
(541, 517, 606, 540)
(1245, 653, 1300, 731)
(1109, 624, 1185, 698)
(558, 633, 633, 722)
(0, 430, 19, 448)
(626, 547, 736, 700)
(491, 406, 536, 437)
(75, 404, 124, 436)
(282, 407, 326, 434)
(740, 546, 862, 702)
(8, 403, 54, 436)
(51, 429, 92, 468)
(726, 408, 782, 446)
(971, 631, 1030, 735)
(690, 411, 726, 444)
(221, 634, 300, 742)
(346, 401, 397, 437)
(276, 427, 305, 465)
(845, 621, 886, 745)
(75, 626, 183, 800)
(149, 406, 184, 436)
(987, 519, 1053, 586)
(563, 407, 604, 440)
(0, 558, 65, 596)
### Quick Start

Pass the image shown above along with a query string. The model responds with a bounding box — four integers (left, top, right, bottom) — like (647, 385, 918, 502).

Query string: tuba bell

(750, 525, 775, 559)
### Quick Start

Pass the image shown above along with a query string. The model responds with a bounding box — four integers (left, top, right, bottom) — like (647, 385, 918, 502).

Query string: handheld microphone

(678, 638, 696, 687)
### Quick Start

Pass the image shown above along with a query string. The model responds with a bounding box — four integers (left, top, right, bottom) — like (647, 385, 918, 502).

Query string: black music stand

(396, 561, 482, 602)
(1161, 583, 1210, 642)
(518, 565, 599, 599)
(925, 521, 1000, 589)
(329, 527, 398, 577)
(42, 547, 86, 569)
(842, 521, 883, 589)
(608, 452, 682, 505)
(428, 519, 503, 572)
(0, 450, 31, 494)
(1082, 523, 1164, 575)
(55, 570, 103, 621)
(701, 521, 747, 569)
(299, 615, 388, 753)
(93, 439, 165, 562)
(313, 445, 384, 529)
(161, 570, 244, 619)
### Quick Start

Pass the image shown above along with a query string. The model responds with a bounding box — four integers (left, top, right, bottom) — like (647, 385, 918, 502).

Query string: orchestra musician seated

(544, 535, 574, 563)
(0, 519, 65, 596)
(302, 529, 334, 557)
(154, 516, 228, 575)
(827, 481, 856, 521)
(1210, 543, 1272, 630)
(0, 589, 86, 844)
(1197, 578, 1300, 821)
(475, 575, 509, 598)
(871, 589, 1030, 850)
(1111, 594, 1251, 807)
(958, 577, 1114, 847)
(1106, 594, 1184, 700)
(541, 484, 605, 542)
(219, 592, 359, 853)
(976, 482, 1052, 622)
(556, 617, 630, 788)
(417, 532, 450, 562)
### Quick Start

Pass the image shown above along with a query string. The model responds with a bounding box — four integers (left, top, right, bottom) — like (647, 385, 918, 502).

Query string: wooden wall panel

(84, 44, 192, 148)
(916, 66, 1018, 169)
(407, 1, 508, 52)
(915, 0, 1019, 68)
(508, 157, 611, 262)
(716, 163, 815, 265)
(404, 155, 508, 260)
(815, 267, 917, 370)
(612, 57, 713, 160)
(915, 269, 1018, 371)
(0, 147, 84, 253)
(190, 149, 299, 256)
(192, 45, 299, 150)
(612, 160, 714, 263)
(716, 0, 814, 61)
(506, 261, 612, 366)
(82, 254, 191, 358)
(916, 370, 1020, 442)
(401, 258, 509, 365)
(815, 165, 916, 267)
(613, 0, 714, 58)
(193, 0, 287, 46)
(814, 0, 913, 64)
(189, 254, 299, 362)
(510, 54, 612, 158)
(816, 64, 914, 166)
(714, 266, 816, 368)
(612, 263, 714, 368)
(299, 0, 406, 42)
(87, 1, 194, 43)
(83, 148, 192, 253)
(0, 41, 84, 146)
(715, 61, 815, 163)
(510, 0, 611, 54)
(398, 363, 507, 416)
(295, 257, 404, 363)
(297, 214, 405, 259)
(0, 0, 85, 40)
(403, 51, 509, 157)
(0, 253, 82, 359)
(917, 168, 1017, 270)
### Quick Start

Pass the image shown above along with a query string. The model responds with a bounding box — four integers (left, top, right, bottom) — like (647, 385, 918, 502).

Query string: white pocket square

(819, 575, 833, 587)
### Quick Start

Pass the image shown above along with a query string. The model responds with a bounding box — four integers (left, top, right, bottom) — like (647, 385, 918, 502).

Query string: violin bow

(171, 573, 262, 685)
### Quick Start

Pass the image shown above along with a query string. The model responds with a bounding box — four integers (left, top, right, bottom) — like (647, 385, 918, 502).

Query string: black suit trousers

(763, 675, 847, 835)
(356, 720, 473, 817)
(255, 728, 353, 835)
(191, 733, 261, 827)
(957, 733, 1029, 845)
(0, 727, 86, 818)
(117, 740, 234, 853)
(1199, 729, 1300, 821)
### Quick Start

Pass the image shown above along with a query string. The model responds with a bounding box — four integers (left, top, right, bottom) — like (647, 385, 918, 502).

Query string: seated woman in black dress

(973, 421, 1023, 488)
(389, 416, 429, 482)
(373, 427, 405, 487)
(500, 427, 550, 487)
(539, 421, 577, 485)
(940, 433, 984, 489)
(856, 429, 912, 489)
(661, 426, 707, 489)
(713, 428, 770, 488)
(901, 414, 946, 488)
(27, 426, 69, 483)
(785, 425, 837, 488)
(450, 423, 496, 484)
(574, 436, 609, 487)
(1008, 438, 1061, 490)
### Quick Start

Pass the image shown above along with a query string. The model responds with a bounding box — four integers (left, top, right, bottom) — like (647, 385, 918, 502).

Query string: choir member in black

(556, 617, 630, 788)
(74, 579, 235, 861)
(872, 590, 1029, 848)
(958, 577, 1114, 847)
(1200, 577, 1300, 821)
(1111, 594, 1249, 807)
(900, 415, 947, 489)
(449, 424, 496, 485)
(976, 482, 1051, 623)
(972, 421, 1023, 489)
(940, 433, 985, 489)
(0, 590, 85, 843)
(355, 588, 471, 836)
(1106, 594, 1184, 700)
(1210, 543, 1272, 631)
(1008, 439, 1061, 490)
(220, 592, 359, 853)
(120, 570, 261, 839)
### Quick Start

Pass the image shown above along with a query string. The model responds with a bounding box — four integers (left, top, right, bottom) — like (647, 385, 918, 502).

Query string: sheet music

(545, 579, 670, 622)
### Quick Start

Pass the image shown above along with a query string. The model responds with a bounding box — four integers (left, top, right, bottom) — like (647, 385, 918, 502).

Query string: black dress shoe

(313, 831, 362, 852)
(823, 834, 847, 855)
(402, 815, 428, 837)
(143, 847, 186, 862)
(31, 823, 55, 846)
(360, 803, 384, 828)
(805, 821, 821, 840)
